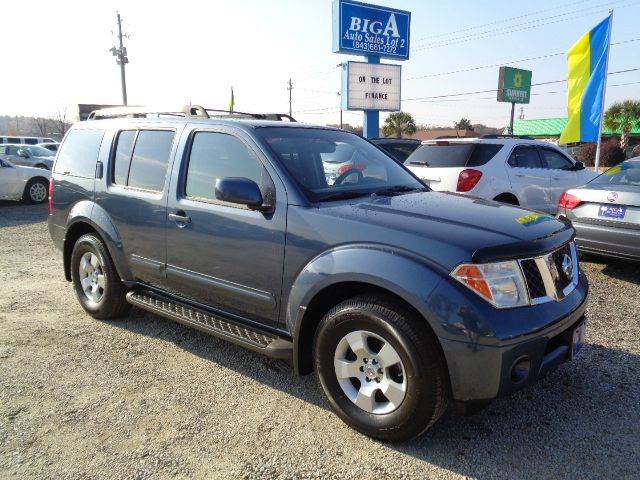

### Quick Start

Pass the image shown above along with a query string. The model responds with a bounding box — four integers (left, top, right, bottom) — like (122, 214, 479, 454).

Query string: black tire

(313, 294, 449, 442)
(22, 177, 49, 204)
(70, 234, 130, 320)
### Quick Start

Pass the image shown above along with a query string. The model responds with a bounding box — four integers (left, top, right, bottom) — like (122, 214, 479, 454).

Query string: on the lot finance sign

(333, 0, 411, 60)
(342, 62, 401, 111)
(497, 66, 532, 104)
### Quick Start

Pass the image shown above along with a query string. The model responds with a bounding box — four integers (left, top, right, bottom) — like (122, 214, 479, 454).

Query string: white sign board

(341, 62, 401, 111)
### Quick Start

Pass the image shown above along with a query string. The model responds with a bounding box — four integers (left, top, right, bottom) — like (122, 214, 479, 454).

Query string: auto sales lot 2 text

(1, 202, 638, 480)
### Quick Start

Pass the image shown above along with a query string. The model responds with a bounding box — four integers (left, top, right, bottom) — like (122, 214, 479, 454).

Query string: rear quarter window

(406, 143, 502, 168)
(54, 129, 105, 177)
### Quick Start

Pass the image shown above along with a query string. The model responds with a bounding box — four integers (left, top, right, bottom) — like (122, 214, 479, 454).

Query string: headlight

(451, 260, 529, 309)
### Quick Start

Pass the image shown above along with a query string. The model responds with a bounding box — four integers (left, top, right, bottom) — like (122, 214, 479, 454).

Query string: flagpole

(594, 10, 613, 172)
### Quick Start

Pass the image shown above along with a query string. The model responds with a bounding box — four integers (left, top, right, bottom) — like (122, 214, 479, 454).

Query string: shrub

(575, 140, 625, 168)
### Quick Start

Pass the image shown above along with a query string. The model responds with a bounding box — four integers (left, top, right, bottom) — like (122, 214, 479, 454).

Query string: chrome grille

(519, 242, 578, 304)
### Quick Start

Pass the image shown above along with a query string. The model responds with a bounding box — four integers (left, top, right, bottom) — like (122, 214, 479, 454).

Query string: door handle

(169, 211, 191, 224)
(515, 174, 526, 178)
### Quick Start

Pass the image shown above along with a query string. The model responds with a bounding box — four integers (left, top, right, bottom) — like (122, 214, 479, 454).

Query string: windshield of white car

(256, 127, 425, 202)
(405, 143, 503, 168)
(25, 146, 55, 157)
(591, 160, 640, 187)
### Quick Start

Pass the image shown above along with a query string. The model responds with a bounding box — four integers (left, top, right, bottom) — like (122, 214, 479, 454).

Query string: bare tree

(51, 109, 72, 137)
(33, 117, 49, 137)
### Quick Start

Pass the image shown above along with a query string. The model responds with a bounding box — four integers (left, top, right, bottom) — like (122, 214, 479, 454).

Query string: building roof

(503, 117, 640, 137)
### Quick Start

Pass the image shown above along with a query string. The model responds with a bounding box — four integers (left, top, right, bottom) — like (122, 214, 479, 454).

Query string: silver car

(559, 157, 640, 261)
(0, 144, 55, 170)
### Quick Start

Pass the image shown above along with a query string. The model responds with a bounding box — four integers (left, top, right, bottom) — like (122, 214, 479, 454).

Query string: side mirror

(215, 177, 265, 210)
(573, 161, 585, 171)
(17, 149, 30, 158)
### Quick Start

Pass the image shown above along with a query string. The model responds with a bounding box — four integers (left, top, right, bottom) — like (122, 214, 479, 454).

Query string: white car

(0, 158, 50, 204)
(405, 137, 598, 214)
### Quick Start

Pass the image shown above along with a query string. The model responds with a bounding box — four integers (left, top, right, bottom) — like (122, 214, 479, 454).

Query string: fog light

(510, 357, 531, 384)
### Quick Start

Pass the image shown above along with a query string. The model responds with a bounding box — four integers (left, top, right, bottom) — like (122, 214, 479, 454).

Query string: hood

(316, 190, 571, 268)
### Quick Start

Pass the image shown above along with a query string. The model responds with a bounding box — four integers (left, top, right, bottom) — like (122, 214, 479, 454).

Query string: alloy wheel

(29, 182, 47, 203)
(333, 330, 407, 414)
(78, 252, 106, 304)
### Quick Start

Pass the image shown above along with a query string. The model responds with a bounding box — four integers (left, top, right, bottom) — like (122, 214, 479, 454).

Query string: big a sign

(333, 0, 411, 60)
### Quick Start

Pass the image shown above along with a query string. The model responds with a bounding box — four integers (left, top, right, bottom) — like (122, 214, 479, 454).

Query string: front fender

(287, 244, 448, 361)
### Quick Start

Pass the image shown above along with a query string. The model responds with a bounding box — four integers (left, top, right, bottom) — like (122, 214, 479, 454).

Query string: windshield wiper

(316, 190, 372, 202)
(373, 185, 426, 197)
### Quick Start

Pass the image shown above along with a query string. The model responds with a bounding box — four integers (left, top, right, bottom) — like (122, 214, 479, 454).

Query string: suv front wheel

(313, 295, 449, 442)
(70, 234, 130, 320)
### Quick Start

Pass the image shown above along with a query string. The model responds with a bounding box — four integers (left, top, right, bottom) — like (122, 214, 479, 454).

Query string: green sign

(497, 66, 532, 104)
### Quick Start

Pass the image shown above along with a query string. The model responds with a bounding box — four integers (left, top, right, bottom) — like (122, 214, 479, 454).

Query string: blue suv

(48, 106, 588, 441)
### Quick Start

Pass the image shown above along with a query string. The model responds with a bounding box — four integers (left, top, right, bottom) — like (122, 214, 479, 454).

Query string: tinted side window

(24, 138, 38, 145)
(540, 148, 574, 170)
(127, 130, 174, 191)
(112, 130, 136, 184)
(467, 144, 504, 167)
(508, 146, 543, 168)
(54, 129, 104, 177)
(185, 132, 263, 201)
(7, 137, 20, 143)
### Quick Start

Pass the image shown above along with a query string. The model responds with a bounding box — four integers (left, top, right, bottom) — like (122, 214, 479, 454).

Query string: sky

(1, 0, 639, 129)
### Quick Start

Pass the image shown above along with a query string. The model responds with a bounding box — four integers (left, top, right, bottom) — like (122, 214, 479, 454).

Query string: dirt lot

(1, 202, 639, 480)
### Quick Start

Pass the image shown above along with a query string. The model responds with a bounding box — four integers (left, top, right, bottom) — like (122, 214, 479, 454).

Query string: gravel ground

(1, 202, 639, 480)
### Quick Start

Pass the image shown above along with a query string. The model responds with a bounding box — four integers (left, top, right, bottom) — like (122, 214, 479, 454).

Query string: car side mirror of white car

(17, 149, 30, 158)
(573, 161, 585, 171)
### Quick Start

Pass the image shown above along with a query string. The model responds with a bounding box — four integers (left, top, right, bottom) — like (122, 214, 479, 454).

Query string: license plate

(598, 205, 626, 219)
(571, 323, 586, 358)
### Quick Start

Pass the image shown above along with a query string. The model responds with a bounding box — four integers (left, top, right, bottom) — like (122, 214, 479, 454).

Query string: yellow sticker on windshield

(516, 212, 553, 227)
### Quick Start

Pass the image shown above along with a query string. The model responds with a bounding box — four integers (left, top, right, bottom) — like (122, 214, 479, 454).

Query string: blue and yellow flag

(559, 15, 612, 145)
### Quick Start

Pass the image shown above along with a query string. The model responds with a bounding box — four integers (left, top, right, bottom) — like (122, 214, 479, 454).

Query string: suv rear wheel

(70, 234, 130, 320)
(313, 295, 449, 442)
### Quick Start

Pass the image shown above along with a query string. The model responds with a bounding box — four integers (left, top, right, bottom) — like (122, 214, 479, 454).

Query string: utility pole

(337, 92, 343, 129)
(110, 12, 129, 105)
(518, 106, 525, 120)
(287, 78, 293, 117)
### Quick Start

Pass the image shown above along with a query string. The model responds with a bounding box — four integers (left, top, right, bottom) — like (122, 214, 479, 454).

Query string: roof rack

(88, 105, 296, 122)
(480, 134, 534, 140)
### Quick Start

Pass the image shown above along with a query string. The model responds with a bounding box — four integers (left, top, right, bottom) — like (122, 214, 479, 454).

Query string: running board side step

(126, 290, 293, 360)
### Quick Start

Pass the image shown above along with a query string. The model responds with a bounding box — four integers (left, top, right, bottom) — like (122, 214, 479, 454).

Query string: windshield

(405, 143, 503, 168)
(591, 160, 640, 186)
(256, 127, 425, 201)
(25, 146, 54, 157)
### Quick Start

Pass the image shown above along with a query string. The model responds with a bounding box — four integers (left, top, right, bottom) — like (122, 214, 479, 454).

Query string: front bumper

(573, 220, 640, 261)
(429, 270, 589, 402)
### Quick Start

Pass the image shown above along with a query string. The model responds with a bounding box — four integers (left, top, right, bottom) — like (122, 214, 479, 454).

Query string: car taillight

(456, 169, 483, 192)
(558, 192, 582, 210)
(48, 178, 54, 214)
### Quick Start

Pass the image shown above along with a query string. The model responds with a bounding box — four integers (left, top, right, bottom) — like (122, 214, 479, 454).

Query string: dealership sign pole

(497, 66, 532, 136)
(333, 0, 411, 138)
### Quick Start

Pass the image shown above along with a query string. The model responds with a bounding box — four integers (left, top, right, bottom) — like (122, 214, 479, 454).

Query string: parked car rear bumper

(573, 220, 640, 260)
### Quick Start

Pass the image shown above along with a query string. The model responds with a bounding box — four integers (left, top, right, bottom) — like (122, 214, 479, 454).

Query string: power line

(402, 67, 640, 102)
(412, 0, 595, 43)
(405, 38, 639, 81)
(412, 1, 638, 52)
